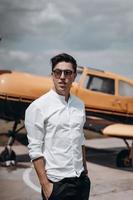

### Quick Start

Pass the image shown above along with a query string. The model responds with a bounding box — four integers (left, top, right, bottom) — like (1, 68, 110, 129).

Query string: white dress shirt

(25, 89, 86, 182)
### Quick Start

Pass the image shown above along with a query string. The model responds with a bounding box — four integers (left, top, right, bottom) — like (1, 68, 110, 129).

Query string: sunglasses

(52, 69, 74, 79)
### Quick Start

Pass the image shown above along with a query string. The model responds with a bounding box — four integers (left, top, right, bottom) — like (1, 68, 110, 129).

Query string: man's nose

(60, 71, 65, 79)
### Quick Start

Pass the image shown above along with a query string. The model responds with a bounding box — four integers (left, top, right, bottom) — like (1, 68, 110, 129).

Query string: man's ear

(50, 72, 54, 81)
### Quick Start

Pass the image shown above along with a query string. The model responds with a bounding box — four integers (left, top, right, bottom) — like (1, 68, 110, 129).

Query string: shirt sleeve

(25, 104, 45, 161)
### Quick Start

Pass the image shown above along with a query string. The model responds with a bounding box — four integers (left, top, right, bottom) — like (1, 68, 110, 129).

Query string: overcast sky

(0, 0, 133, 79)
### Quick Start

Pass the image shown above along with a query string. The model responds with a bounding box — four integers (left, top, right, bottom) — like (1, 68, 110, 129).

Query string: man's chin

(56, 87, 66, 95)
(58, 90, 65, 96)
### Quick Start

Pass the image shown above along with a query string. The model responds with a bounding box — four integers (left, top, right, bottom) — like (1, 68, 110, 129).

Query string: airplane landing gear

(0, 120, 24, 166)
(116, 140, 133, 168)
(0, 145, 16, 166)
(116, 149, 132, 167)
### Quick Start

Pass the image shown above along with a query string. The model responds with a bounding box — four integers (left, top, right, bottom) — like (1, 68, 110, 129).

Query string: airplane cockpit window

(84, 75, 115, 95)
(118, 80, 133, 97)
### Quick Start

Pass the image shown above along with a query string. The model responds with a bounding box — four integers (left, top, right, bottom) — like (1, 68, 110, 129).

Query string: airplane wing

(84, 116, 133, 139)
(102, 123, 133, 139)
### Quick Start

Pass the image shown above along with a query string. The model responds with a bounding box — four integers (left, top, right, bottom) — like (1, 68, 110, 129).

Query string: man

(25, 53, 91, 200)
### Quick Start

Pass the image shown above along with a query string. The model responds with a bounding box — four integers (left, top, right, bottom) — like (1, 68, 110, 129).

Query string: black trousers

(42, 171, 91, 200)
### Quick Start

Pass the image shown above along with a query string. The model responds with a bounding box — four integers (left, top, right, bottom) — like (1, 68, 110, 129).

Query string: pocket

(81, 176, 91, 199)
(83, 175, 91, 189)
(48, 183, 55, 200)
(48, 181, 60, 200)
(85, 176, 91, 183)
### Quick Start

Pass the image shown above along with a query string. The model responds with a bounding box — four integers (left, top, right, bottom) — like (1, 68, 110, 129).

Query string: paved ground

(85, 138, 133, 200)
(0, 137, 133, 200)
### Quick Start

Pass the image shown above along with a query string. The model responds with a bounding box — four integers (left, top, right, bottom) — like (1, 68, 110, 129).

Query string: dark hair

(51, 53, 77, 73)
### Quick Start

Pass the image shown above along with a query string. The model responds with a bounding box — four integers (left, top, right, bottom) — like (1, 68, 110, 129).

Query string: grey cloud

(62, 1, 133, 51)
(0, 48, 51, 75)
(0, 0, 66, 42)
(0, 0, 133, 79)
(1, 0, 133, 50)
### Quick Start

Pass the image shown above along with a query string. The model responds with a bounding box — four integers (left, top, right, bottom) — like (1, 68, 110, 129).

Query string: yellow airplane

(0, 67, 133, 167)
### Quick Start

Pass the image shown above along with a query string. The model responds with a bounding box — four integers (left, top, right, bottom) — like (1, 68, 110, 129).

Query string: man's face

(52, 61, 76, 96)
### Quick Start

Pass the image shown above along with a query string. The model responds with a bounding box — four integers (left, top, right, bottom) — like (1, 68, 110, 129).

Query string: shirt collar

(50, 89, 72, 104)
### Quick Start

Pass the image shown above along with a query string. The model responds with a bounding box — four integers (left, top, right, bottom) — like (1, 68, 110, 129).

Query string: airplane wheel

(116, 149, 132, 168)
(0, 147, 16, 167)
